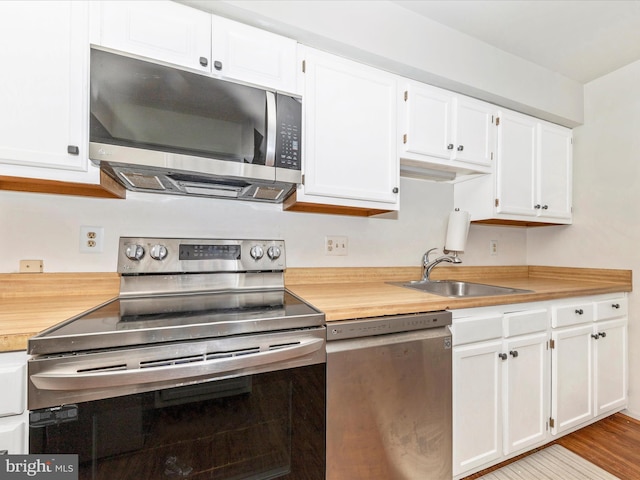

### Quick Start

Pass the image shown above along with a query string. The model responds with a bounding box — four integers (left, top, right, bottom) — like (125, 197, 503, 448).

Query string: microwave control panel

(276, 94, 301, 170)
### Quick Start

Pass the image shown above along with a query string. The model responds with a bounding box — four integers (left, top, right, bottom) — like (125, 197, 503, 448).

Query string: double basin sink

(397, 280, 532, 298)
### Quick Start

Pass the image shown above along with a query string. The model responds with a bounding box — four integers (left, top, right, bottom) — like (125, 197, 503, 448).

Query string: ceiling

(391, 0, 640, 84)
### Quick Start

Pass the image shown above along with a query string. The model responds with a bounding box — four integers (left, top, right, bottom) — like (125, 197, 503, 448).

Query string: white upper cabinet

(495, 110, 538, 217)
(496, 112, 572, 223)
(92, 0, 211, 72)
(0, 1, 90, 176)
(211, 16, 298, 93)
(288, 47, 399, 213)
(92, 1, 298, 93)
(537, 121, 573, 221)
(455, 110, 572, 226)
(399, 81, 496, 177)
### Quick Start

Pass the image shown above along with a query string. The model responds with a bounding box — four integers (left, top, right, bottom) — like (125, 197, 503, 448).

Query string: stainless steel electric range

(28, 237, 326, 480)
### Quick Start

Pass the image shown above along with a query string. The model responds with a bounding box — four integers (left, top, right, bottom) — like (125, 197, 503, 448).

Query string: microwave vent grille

(253, 187, 284, 201)
(120, 172, 166, 191)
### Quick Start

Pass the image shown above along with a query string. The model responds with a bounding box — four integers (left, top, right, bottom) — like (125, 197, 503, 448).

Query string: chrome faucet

(421, 248, 462, 281)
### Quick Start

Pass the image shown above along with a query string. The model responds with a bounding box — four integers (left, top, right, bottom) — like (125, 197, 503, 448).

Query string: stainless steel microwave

(89, 48, 302, 203)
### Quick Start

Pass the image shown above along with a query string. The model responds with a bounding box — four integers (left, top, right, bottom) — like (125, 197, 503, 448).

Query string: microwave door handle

(30, 337, 324, 391)
(265, 91, 277, 167)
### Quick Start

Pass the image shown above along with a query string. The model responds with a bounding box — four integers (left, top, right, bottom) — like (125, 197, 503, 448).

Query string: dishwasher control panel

(327, 311, 452, 341)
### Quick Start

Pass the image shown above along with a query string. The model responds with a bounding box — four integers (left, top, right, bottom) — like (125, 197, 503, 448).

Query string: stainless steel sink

(397, 280, 532, 298)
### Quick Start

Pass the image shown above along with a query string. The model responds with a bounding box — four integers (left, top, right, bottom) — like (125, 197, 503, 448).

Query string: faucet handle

(425, 248, 438, 260)
(422, 248, 438, 266)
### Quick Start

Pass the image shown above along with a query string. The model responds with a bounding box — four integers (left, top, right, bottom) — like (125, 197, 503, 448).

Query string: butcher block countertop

(285, 265, 632, 321)
(0, 266, 632, 352)
(0, 273, 120, 352)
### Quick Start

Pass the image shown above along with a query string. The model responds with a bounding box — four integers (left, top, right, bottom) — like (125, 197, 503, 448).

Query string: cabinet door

(402, 83, 453, 160)
(96, 0, 211, 72)
(537, 122, 572, 221)
(302, 48, 398, 206)
(0, 1, 87, 172)
(0, 362, 25, 417)
(453, 340, 503, 476)
(495, 111, 537, 217)
(503, 333, 549, 455)
(453, 96, 495, 167)
(211, 15, 297, 93)
(551, 324, 594, 434)
(594, 319, 627, 416)
(0, 416, 27, 455)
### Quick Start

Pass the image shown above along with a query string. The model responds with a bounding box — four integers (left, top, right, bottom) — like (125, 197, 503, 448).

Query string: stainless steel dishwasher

(326, 311, 452, 480)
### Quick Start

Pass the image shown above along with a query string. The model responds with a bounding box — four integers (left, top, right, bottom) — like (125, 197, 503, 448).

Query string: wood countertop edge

(312, 283, 632, 321)
(286, 266, 632, 322)
(0, 266, 632, 352)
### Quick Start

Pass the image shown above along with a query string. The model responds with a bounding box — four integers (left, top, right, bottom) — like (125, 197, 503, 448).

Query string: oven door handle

(30, 337, 324, 391)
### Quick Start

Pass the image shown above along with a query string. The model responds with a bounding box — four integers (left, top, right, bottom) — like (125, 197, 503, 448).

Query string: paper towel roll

(445, 210, 470, 252)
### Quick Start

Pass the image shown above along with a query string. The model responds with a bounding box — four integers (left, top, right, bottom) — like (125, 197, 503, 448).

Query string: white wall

(527, 59, 640, 417)
(0, 177, 526, 273)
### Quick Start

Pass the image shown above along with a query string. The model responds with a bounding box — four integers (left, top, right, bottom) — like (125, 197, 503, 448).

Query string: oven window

(30, 365, 325, 480)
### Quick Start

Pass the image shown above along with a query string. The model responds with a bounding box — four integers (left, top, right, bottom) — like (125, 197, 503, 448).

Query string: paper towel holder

(443, 208, 470, 256)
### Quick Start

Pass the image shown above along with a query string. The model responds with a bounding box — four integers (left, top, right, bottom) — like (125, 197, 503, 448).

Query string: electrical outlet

(80, 226, 104, 253)
(490, 240, 498, 256)
(325, 235, 348, 256)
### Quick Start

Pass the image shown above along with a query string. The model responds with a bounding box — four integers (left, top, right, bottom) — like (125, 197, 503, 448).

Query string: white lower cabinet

(453, 294, 628, 479)
(452, 307, 548, 478)
(550, 295, 628, 435)
(503, 330, 548, 454)
(0, 351, 28, 454)
(453, 338, 503, 474)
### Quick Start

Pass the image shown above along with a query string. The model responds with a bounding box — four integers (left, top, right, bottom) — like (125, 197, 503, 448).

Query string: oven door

(28, 329, 325, 480)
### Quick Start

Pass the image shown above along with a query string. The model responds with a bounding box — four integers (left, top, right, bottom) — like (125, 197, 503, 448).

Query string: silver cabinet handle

(199, 57, 208, 67)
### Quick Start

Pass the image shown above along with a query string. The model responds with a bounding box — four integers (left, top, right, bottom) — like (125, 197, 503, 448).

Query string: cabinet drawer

(552, 302, 594, 328)
(595, 297, 627, 321)
(453, 315, 502, 345)
(503, 309, 548, 337)
(0, 363, 25, 417)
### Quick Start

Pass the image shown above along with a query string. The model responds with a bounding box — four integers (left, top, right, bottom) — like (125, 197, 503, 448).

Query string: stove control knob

(267, 246, 281, 260)
(125, 244, 145, 261)
(250, 245, 264, 260)
(150, 244, 168, 261)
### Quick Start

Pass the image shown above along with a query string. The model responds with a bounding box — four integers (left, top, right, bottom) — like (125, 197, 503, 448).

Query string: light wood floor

(463, 412, 640, 479)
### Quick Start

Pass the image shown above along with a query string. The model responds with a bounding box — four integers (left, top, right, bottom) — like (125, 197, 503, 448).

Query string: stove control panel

(118, 238, 286, 274)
